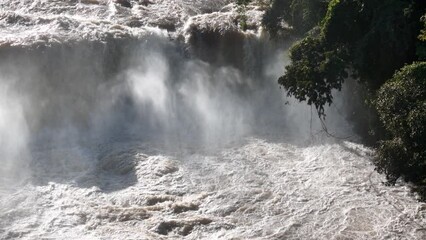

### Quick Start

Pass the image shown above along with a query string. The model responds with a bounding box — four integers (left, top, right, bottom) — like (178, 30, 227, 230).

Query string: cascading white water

(0, 1, 425, 239)
(0, 81, 30, 186)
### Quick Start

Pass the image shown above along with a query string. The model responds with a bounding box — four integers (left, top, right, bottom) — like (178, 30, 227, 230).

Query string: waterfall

(0, 1, 425, 239)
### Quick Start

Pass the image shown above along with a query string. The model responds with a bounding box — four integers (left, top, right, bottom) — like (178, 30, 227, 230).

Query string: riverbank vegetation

(237, 0, 426, 200)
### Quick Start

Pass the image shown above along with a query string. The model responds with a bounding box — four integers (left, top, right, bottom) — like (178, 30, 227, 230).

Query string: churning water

(0, 1, 425, 239)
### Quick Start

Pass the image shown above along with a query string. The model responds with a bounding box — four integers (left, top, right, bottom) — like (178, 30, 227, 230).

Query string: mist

(0, 77, 30, 185)
(0, 32, 356, 186)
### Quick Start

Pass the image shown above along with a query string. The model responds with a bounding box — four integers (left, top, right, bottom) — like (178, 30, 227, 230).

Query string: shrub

(375, 62, 426, 196)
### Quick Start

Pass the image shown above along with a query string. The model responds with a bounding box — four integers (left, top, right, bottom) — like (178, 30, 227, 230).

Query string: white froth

(1, 139, 425, 239)
(0, 0, 265, 46)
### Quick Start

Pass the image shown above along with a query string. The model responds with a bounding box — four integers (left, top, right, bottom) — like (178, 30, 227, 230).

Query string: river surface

(0, 1, 425, 239)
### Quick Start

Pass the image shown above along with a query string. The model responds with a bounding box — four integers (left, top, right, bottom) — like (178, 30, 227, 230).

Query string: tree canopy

(279, 0, 425, 117)
(238, 0, 426, 198)
(375, 62, 426, 197)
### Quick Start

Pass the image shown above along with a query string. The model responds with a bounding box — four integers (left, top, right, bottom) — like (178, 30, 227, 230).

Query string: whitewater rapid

(0, 0, 425, 239)
(1, 138, 426, 239)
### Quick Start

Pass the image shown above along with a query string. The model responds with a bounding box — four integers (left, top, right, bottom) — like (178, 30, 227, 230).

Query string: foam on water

(0, 0, 262, 46)
(1, 139, 425, 239)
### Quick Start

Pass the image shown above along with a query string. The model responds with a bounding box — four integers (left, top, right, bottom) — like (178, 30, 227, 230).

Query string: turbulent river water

(0, 1, 425, 239)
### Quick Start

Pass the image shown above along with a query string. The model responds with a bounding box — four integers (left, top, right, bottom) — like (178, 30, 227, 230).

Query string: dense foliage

(278, 36, 348, 116)
(417, 14, 426, 59)
(262, 0, 329, 36)
(237, 0, 426, 198)
(284, 0, 426, 197)
(236, 0, 329, 36)
(279, 0, 425, 116)
(375, 62, 426, 197)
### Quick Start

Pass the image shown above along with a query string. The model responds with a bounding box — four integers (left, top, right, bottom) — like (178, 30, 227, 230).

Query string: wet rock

(157, 22, 176, 32)
(139, 0, 154, 7)
(114, 0, 132, 8)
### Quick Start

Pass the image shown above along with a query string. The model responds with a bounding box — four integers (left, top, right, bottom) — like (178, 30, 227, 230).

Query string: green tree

(238, 0, 426, 196)
(276, 0, 426, 196)
(280, 0, 425, 114)
(375, 62, 426, 197)
(278, 36, 348, 116)
(236, 0, 329, 36)
(417, 14, 426, 59)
